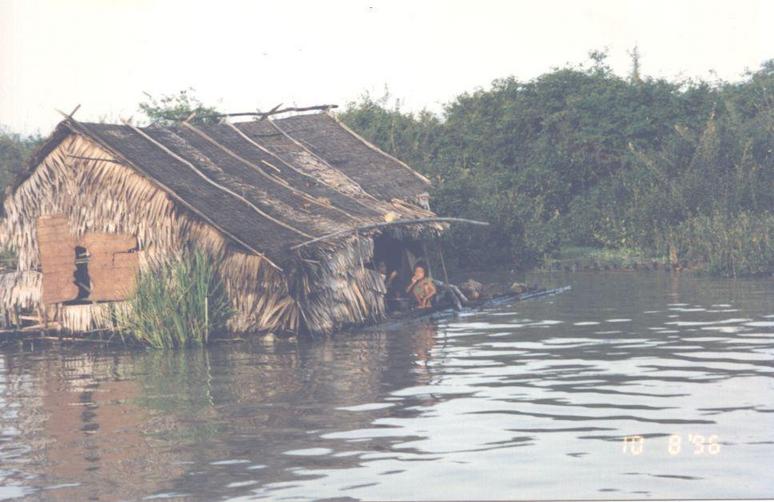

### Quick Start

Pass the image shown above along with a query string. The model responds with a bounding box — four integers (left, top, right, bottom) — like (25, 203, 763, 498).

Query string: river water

(0, 272, 772, 501)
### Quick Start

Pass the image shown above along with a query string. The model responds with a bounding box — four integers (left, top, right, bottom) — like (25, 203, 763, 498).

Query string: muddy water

(0, 272, 772, 500)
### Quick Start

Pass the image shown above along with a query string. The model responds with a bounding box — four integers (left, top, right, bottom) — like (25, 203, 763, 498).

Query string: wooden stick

(437, 238, 450, 286)
(67, 155, 122, 164)
(328, 111, 432, 185)
(30, 335, 114, 344)
(291, 217, 489, 250)
(421, 241, 433, 277)
(269, 120, 386, 208)
(180, 122, 361, 223)
(229, 120, 388, 216)
(122, 120, 313, 239)
(217, 104, 338, 119)
(56, 105, 81, 120)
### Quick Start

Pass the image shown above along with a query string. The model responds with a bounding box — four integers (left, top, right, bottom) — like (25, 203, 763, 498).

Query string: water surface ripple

(0, 272, 772, 500)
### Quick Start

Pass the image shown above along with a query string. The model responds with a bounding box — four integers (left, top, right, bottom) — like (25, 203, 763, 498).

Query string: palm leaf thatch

(0, 112, 446, 336)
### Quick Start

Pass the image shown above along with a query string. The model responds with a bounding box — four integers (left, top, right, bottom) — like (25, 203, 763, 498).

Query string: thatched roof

(17, 113, 435, 263)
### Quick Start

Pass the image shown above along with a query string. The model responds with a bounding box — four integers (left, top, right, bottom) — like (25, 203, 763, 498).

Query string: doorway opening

(372, 233, 425, 312)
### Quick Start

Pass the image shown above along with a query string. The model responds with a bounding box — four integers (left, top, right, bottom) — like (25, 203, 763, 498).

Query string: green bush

(117, 251, 232, 349)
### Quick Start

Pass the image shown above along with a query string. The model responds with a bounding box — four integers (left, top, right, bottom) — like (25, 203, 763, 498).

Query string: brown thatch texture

(59, 303, 119, 333)
(1, 127, 426, 334)
(1, 134, 294, 333)
(11, 115, 435, 264)
(0, 271, 41, 327)
(266, 113, 431, 200)
(1, 112, 446, 335)
(293, 236, 386, 334)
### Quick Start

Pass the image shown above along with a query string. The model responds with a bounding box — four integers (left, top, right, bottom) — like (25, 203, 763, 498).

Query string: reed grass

(673, 211, 774, 277)
(117, 251, 232, 349)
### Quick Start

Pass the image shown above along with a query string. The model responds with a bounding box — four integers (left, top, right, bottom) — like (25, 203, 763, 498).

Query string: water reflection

(0, 272, 772, 500)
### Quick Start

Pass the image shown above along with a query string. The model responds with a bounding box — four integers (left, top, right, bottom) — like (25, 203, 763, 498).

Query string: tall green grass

(673, 211, 774, 277)
(117, 251, 232, 349)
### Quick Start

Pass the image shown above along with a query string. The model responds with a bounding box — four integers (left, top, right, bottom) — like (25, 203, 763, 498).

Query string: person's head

(377, 261, 387, 274)
(413, 262, 427, 278)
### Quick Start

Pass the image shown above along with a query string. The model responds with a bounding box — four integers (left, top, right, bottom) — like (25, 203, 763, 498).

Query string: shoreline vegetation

(337, 54, 772, 279)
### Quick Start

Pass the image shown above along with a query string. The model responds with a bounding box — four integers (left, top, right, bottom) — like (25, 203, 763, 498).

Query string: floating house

(0, 111, 460, 335)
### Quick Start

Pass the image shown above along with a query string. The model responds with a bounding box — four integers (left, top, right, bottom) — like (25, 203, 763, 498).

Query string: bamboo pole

(122, 120, 313, 239)
(421, 241, 433, 277)
(290, 217, 489, 250)
(327, 111, 432, 185)
(65, 119, 284, 271)
(180, 122, 361, 223)
(216, 104, 338, 119)
(437, 238, 450, 286)
(266, 119, 386, 206)
(67, 155, 122, 164)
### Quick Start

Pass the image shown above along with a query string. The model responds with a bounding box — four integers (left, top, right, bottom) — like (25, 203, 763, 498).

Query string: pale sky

(1, 0, 771, 135)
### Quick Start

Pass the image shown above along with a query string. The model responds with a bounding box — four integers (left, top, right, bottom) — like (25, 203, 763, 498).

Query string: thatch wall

(295, 236, 386, 334)
(0, 271, 40, 328)
(0, 133, 390, 334)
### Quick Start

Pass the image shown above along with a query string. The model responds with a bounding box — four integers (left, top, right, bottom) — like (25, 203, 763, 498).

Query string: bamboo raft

(363, 285, 572, 331)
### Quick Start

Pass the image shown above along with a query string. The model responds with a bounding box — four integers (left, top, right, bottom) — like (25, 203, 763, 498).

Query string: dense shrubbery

(339, 56, 773, 276)
(0, 129, 41, 199)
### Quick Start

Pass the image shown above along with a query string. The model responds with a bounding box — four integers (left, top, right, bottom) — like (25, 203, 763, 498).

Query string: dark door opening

(74, 246, 91, 300)
(372, 233, 425, 310)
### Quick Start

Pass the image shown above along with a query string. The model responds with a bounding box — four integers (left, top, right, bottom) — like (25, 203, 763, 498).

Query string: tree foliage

(138, 88, 220, 126)
(0, 129, 42, 197)
(339, 56, 773, 275)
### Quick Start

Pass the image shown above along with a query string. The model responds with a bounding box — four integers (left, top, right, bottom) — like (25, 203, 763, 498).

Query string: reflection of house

(0, 325, 441, 499)
(1, 353, 187, 501)
(0, 112, 458, 335)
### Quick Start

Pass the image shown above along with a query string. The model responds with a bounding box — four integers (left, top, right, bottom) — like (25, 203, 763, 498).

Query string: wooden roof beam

(290, 217, 489, 250)
(217, 104, 339, 120)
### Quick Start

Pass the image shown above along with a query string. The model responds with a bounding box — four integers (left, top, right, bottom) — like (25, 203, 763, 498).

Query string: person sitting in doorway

(377, 261, 398, 294)
(406, 262, 437, 309)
